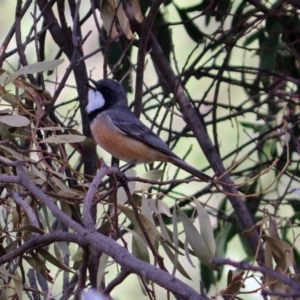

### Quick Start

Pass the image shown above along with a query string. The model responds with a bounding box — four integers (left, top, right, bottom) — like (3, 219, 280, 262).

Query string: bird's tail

(167, 156, 213, 182)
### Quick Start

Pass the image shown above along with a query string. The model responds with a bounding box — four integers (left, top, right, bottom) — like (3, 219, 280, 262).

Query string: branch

(82, 230, 209, 299)
(213, 258, 300, 293)
(36, 0, 97, 178)
(103, 268, 130, 295)
(0, 231, 85, 265)
(82, 161, 117, 229)
(148, 33, 264, 264)
(10, 191, 40, 228)
(13, 161, 208, 299)
(0, 174, 20, 184)
(15, 0, 37, 84)
(0, 0, 32, 67)
(132, 0, 164, 117)
(16, 163, 84, 233)
(74, 247, 90, 299)
(120, 0, 264, 263)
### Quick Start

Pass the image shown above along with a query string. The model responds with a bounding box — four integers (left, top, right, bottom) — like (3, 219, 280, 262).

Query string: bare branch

(10, 191, 40, 228)
(213, 258, 300, 293)
(0, 231, 85, 264)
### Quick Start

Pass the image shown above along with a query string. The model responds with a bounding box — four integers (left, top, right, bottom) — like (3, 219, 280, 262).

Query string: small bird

(86, 78, 213, 182)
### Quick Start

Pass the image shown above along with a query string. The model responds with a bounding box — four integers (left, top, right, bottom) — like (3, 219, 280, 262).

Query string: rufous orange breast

(90, 113, 168, 164)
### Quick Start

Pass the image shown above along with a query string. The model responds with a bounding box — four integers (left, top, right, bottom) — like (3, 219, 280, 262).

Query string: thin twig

(133, 0, 164, 117)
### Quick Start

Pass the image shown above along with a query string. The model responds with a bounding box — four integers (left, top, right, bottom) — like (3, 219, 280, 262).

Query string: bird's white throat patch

(86, 89, 105, 113)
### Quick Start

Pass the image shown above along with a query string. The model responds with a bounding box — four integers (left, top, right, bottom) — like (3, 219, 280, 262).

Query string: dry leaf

(264, 236, 294, 270)
(221, 270, 244, 298)
(115, 0, 134, 39)
(100, 0, 119, 38)
(100, 0, 143, 40)
(130, 0, 143, 22)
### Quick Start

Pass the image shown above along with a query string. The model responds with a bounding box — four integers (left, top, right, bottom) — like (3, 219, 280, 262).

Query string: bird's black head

(86, 78, 128, 122)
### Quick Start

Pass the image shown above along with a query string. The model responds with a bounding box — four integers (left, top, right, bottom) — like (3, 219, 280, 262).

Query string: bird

(86, 78, 213, 182)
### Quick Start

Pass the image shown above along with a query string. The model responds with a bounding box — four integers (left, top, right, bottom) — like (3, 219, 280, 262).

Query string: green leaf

(118, 205, 161, 245)
(155, 11, 172, 62)
(178, 206, 219, 270)
(39, 134, 86, 144)
(97, 253, 109, 290)
(0, 280, 8, 300)
(200, 262, 217, 292)
(159, 218, 194, 256)
(0, 69, 8, 80)
(116, 169, 136, 205)
(127, 228, 150, 263)
(239, 120, 268, 132)
(60, 200, 72, 218)
(135, 169, 164, 191)
(37, 127, 96, 148)
(243, 31, 260, 47)
(184, 1, 210, 12)
(231, 0, 246, 29)
(37, 248, 75, 273)
(13, 274, 23, 299)
(56, 241, 70, 256)
(68, 128, 96, 148)
(147, 198, 172, 217)
(158, 215, 172, 242)
(141, 192, 154, 225)
(53, 243, 63, 263)
(0, 115, 30, 127)
(160, 241, 191, 279)
(6, 59, 64, 84)
(13, 225, 45, 235)
(215, 223, 233, 259)
(4, 240, 18, 254)
(51, 176, 80, 197)
(72, 247, 83, 262)
(215, 0, 231, 22)
(172, 204, 179, 275)
(195, 200, 216, 256)
(0, 245, 6, 257)
(11, 206, 19, 230)
(0, 145, 32, 162)
(184, 233, 195, 267)
(40, 204, 51, 231)
(0, 87, 19, 105)
(0, 266, 15, 279)
(31, 165, 48, 183)
(260, 17, 282, 72)
(99, 28, 132, 91)
(23, 254, 53, 282)
(174, 5, 204, 43)
(258, 139, 277, 163)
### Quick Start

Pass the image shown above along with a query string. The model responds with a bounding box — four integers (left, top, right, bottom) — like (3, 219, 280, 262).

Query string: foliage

(0, 0, 300, 299)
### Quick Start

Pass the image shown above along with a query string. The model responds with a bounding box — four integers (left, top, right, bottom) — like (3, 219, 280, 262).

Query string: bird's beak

(86, 78, 97, 89)
(89, 78, 97, 86)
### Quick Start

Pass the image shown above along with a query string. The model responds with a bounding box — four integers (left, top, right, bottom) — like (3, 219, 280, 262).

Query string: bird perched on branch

(86, 78, 213, 182)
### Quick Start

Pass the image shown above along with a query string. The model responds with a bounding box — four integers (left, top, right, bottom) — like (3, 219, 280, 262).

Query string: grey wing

(109, 109, 179, 159)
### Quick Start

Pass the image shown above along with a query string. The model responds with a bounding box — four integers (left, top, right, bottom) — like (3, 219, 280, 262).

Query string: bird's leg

(119, 160, 136, 172)
(116, 170, 127, 185)
(111, 162, 128, 185)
